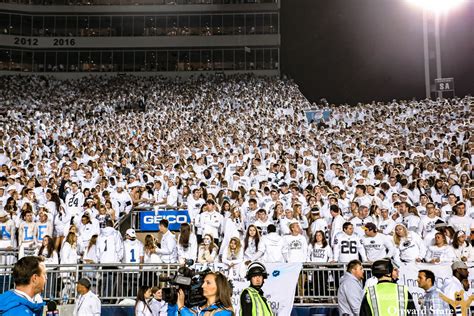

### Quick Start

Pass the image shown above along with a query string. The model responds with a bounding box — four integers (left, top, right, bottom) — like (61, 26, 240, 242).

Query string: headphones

(245, 262, 268, 281)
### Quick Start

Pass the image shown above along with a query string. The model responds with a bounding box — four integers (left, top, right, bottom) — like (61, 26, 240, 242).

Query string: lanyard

(76, 295, 86, 313)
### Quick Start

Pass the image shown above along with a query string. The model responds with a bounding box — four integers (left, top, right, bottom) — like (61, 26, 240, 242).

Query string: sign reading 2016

(53, 38, 76, 46)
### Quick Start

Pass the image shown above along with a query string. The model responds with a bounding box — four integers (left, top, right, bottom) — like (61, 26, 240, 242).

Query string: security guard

(240, 262, 274, 316)
(360, 259, 416, 316)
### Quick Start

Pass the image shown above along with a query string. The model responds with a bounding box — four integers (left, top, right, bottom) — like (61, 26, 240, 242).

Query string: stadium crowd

(0, 74, 472, 294)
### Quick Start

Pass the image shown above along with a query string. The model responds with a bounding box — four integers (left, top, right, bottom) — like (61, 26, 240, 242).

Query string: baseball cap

(126, 228, 136, 238)
(363, 223, 377, 231)
(310, 207, 320, 214)
(452, 261, 468, 270)
(76, 277, 91, 289)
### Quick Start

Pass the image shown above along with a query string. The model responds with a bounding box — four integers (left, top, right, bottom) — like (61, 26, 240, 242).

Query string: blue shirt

(422, 286, 451, 316)
(0, 290, 45, 316)
(179, 303, 233, 316)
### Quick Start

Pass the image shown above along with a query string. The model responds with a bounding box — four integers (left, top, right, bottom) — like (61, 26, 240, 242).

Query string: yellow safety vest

(240, 287, 274, 316)
(366, 282, 409, 316)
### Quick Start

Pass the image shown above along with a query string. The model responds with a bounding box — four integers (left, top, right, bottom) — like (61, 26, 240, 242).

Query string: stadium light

(406, 0, 467, 13)
(406, 0, 467, 99)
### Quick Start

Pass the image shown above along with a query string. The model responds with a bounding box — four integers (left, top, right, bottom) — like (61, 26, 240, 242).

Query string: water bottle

(62, 293, 68, 305)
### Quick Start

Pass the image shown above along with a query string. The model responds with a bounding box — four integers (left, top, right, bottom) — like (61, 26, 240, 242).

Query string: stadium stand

(0, 73, 472, 312)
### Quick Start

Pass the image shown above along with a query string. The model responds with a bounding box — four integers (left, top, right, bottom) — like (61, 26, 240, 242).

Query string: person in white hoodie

(282, 222, 308, 263)
(96, 219, 123, 303)
(259, 224, 285, 263)
(392, 223, 426, 264)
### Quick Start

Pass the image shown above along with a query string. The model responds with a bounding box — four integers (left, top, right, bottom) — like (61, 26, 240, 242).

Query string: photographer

(176, 272, 234, 316)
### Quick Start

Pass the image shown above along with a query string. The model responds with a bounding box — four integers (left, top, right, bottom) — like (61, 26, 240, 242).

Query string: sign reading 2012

(14, 37, 38, 46)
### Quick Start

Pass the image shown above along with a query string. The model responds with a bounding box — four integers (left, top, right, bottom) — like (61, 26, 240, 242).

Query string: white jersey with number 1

(123, 239, 144, 269)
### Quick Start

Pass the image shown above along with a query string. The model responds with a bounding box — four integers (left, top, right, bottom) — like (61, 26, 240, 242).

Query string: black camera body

(160, 265, 209, 308)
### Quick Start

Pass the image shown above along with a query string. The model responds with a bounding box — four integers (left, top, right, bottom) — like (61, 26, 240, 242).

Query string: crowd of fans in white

(0, 74, 472, 283)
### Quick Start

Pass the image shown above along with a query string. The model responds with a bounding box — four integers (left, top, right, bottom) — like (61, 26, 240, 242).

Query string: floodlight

(407, 0, 467, 13)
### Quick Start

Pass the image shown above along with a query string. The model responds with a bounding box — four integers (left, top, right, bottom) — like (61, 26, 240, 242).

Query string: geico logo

(143, 215, 188, 224)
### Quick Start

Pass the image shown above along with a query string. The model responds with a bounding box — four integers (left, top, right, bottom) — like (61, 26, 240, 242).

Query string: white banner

(397, 262, 474, 307)
(193, 262, 302, 316)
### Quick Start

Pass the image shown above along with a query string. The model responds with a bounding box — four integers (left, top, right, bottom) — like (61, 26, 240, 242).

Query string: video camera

(159, 261, 209, 308)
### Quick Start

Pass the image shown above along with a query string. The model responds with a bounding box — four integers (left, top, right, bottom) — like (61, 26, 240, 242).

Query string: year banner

(193, 262, 302, 316)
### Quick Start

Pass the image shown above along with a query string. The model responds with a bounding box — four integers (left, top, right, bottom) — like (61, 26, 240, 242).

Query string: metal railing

(294, 263, 373, 305)
(0, 262, 370, 305)
(0, 263, 179, 303)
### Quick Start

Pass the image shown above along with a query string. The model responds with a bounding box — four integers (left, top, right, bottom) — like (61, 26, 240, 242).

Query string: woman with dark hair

(135, 285, 153, 316)
(243, 224, 263, 264)
(36, 235, 58, 265)
(36, 234, 59, 298)
(177, 272, 234, 315)
(220, 200, 232, 217)
(177, 223, 198, 265)
(271, 202, 284, 233)
(431, 179, 446, 207)
(307, 230, 333, 262)
(53, 199, 71, 251)
(452, 230, 474, 262)
(4, 197, 18, 219)
(179, 185, 191, 208)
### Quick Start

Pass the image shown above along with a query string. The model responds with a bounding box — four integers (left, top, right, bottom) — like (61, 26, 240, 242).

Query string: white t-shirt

(362, 233, 395, 262)
(307, 243, 333, 262)
(282, 234, 308, 263)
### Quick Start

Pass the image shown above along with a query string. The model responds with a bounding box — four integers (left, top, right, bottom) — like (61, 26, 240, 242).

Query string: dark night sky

(281, 0, 474, 104)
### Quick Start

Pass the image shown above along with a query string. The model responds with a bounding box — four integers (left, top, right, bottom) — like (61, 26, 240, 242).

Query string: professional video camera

(159, 262, 209, 308)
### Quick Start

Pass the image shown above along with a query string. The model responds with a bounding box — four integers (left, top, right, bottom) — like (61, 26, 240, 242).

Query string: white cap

(126, 228, 136, 238)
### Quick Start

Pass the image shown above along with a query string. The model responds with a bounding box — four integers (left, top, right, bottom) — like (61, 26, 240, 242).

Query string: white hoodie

(260, 232, 285, 263)
(97, 226, 123, 263)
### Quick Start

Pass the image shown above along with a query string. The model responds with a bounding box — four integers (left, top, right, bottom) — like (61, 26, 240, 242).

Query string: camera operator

(176, 272, 234, 316)
(240, 262, 273, 316)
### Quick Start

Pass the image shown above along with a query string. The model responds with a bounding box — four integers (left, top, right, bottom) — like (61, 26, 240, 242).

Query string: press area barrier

(0, 261, 373, 305)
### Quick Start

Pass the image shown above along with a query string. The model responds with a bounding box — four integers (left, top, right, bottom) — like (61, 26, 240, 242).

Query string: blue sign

(139, 210, 191, 232)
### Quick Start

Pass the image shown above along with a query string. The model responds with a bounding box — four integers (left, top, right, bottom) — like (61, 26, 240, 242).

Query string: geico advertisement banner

(397, 262, 474, 308)
(139, 209, 190, 231)
(193, 262, 302, 316)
